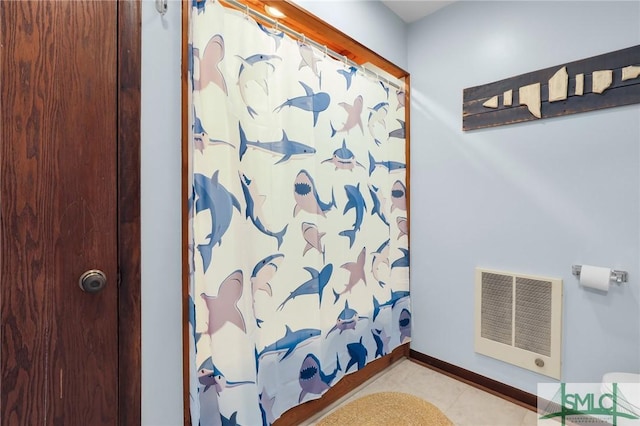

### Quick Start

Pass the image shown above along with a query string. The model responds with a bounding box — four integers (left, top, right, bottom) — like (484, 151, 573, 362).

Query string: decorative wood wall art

(463, 45, 640, 131)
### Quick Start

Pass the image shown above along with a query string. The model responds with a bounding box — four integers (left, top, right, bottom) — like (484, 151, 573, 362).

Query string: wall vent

(475, 268, 562, 380)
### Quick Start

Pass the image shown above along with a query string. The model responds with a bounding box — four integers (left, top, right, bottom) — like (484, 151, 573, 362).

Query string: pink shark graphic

(332, 247, 367, 303)
(201, 270, 246, 335)
(195, 34, 227, 94)
(330, 95, 364, 137)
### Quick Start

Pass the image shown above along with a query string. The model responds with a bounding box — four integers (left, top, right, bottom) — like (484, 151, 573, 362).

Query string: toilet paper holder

(572, 265, 628, 283)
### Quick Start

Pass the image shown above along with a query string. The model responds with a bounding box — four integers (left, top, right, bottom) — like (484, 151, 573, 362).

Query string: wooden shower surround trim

(181, 1, 411, 424)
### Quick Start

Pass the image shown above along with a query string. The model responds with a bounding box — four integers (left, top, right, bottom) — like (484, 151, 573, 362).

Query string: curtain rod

(216, 0, 403, 90)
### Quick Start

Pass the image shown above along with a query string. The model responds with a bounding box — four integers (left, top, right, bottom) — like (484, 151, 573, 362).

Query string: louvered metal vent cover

(515, 277, 552, 356)
(475, 268, 562, 380)
(481, 272, 513, 345)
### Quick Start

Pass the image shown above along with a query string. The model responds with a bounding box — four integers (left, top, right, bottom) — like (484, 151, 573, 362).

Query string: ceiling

(380, 0, 455, 23)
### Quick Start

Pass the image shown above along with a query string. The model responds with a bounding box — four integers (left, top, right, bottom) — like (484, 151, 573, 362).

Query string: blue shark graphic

(220, 412, 239, 426)
(236, 53, 281, 118)
(372, 290, 411, 321)
(298, 353, 341, 403)
(257, 22, 284, 50)
(193, 115, 234, 154)
(188, 43, 195, 92)
(273, 81, 330, 127)
(380, 81, 390, 99)
(251, 253, 284, 327)
(371, 328, 390, 358)
(337, 66, 357, 90)
(338, 184, 367, 249)
(368, 184, 390, 227)
(192, 0, 205, 14)
(321, 139, 364, 171)
(345, 337, 368, 372)
(193, 115, 208, 154)
(326, 300, 367, 338)
(259, 388, 276, 426)
(389, 119, 406, 139)
(194, 171, 241, 272)
(239, 122, 315, 165)
(293, 170, 336, 217)
(368, 101, 389, 146)
(188, 295, 202, 346)
(399, 308, 412, 343)
(251, 253, 284, 296)
(198, 357, 254, 394)
(368, 151, 407, 176)
(396, 89, 406, 110)
(257, 325, 321, 362)
(371, 239, 390, 288)
(239, 172, 288, 249)
(278, 264, 333, 310)
(391, 248, 410, 269)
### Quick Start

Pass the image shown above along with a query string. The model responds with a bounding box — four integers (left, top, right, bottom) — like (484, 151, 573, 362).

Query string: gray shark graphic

(301, 222, 326, 264)
(298, 353, 341, 403)
(371, 239, 390, 288)
(399, 308, 412, 343)
(198, 357, 254, 394)
(236, 53, 281, 118)
(293, 170, 336, 217)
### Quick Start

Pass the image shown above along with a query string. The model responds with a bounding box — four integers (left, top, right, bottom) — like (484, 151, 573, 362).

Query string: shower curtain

(188, 2, 410, 425)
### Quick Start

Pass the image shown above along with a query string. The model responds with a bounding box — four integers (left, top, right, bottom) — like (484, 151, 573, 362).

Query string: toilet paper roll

(580, 265, 611, 292)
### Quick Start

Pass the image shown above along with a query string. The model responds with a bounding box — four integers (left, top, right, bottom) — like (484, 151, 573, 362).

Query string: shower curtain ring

(323, 45, 328, 58)
(302, 34, 306, 45)
(275, 20, 279, 32)
(244, 4, 249, 19)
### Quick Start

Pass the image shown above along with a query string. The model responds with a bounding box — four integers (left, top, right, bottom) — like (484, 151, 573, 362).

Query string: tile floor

(302, 358, 538, 426)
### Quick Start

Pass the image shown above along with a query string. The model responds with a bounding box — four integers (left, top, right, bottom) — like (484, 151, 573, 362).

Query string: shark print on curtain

(188, 2, 410, 425)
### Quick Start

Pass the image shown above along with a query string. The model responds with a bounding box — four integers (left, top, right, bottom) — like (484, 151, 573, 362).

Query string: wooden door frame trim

(117, 0, 142, 424)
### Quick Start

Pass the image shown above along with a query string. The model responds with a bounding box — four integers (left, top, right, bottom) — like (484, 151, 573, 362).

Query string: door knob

(79, 270, 107, 293)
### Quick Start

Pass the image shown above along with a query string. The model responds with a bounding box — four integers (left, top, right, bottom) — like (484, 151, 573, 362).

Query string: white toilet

(601, 372, 640, 419)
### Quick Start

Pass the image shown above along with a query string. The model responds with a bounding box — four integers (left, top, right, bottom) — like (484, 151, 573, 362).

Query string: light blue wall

(291, 0, 408, 70)
(408, 1, 640, 393)
(141, 1, 183, 425)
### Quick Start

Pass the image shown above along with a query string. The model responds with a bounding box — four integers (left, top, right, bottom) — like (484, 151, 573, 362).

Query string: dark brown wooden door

(1, 1, 119, 424)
